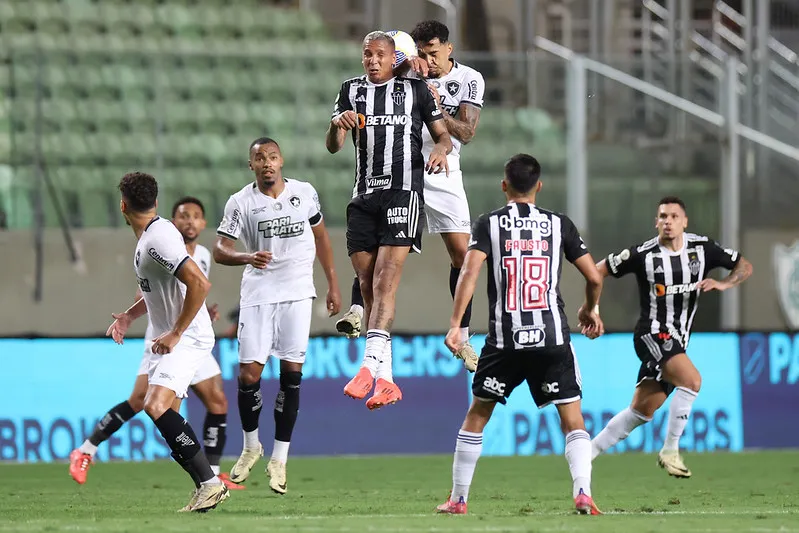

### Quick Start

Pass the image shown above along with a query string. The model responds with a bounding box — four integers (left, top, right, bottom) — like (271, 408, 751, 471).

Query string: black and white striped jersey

(332, 75, 443, 197)
(469, 202, 589, 350)
(606, 233, 740, 347)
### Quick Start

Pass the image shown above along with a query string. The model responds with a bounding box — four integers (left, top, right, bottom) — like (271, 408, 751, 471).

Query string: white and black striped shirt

(469, 203, 589, 350)
(606, 233, 740, 347)
(332, 75, 443, 197)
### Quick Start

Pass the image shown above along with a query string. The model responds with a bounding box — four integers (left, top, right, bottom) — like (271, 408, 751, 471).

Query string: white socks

(243, 429, 260, 449)
(375, 335, 394, 383)
(662, 387, 698, 453)
(451, 430, 482, 503)
(565, 429, 592, 498)
(591, 407, 651, 459)
(210, 465, 220, 475)
(362, 329, 389, 376)
(78, 440, 98, 457)
(271, 439, 290, 463)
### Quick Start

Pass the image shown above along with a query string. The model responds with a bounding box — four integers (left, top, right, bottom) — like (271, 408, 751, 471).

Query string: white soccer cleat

(335, 309, 362, 338)
(177, 489, 198, 513)
(658, 450, 692, 478)
(266, 458, 288, 495)
(454, 342, 479, 372)
(229, 443, 263, 483)
(189, 483, 230, 513)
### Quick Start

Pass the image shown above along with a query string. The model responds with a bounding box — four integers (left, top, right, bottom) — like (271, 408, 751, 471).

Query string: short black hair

(504, 154, 541, 194)
(172, 196, 205, 218)
(658, 195, 687, 213)
(363, 30, 395, 49)
(249, 137, 279, 154)
(119, 171, 158, 213)
(410, 20, 450, 43)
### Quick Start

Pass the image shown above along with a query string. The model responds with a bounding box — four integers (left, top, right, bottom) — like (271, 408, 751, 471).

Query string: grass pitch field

(3, 451, 798, 532)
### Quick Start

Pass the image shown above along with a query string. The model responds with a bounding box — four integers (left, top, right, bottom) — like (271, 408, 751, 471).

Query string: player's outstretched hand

(426, 146, 449, 176)
(326, 287, 342, 317)
(444, 326, 464, 354)
(332, 111, 358, 131)
(577, 305, 605, 340)
(151, 330, 181, 355)
(407, 56, 429, 78)
(207, 303, 220, 322)
(697, 278, 728, 292)
(106, 312, 132, 345)
(249, 250, 272, 269)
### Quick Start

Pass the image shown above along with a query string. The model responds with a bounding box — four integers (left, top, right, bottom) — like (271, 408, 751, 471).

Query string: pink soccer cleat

(69, 449, 93, 485)
(574, 489, 602, 515)
(436, 495, 468, 514)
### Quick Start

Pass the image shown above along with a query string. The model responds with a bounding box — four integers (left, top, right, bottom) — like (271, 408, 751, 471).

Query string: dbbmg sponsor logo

(498, 215, 551, 236)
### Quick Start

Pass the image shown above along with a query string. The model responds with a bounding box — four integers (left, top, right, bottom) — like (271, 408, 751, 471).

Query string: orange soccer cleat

(344, 367, 374, 400)
(365, 379, 403, 410)
(436, 495, 468, 514)
(218, 473, 246, 490)
(68, 449, 93, 485)
(574, 489, 602, 515)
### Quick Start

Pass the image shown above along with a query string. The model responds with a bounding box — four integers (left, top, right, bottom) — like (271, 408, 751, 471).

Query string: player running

(335, 21, 485, 373)
(589, 196, 752, 477)
(104, 172, 228, 512)
(326, 30, 452, 409)
(438, 154, 604, 516)
(214, 137, 341, 494)
(69, 197, 243, 491)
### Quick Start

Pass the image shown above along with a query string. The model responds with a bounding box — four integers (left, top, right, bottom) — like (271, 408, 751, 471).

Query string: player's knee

(684, 373, 701, 393)
(143, 396, 170, 420)
(238, 363, 262, 386)
(279, 371, 302, 391)
(373, 265, 399, 296)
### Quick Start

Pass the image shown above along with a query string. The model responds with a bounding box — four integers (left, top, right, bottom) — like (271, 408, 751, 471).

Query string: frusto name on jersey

(654, 282, 699, 297)
(357, 114, 410, 128)
(498, 214, 552, 236)
(257, 216, 305, 239)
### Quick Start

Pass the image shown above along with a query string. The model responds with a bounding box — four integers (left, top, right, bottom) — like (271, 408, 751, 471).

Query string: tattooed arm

(441, 102, 481, 144)
(699, 256, 753, 292)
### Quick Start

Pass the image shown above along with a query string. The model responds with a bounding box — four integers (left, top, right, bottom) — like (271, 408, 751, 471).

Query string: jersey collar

(144, 216, 160, 232)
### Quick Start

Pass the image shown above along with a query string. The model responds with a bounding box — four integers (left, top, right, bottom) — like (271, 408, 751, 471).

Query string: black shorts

(346, 189, 424, 256)
(472, 343, 582, 408)
(633, 332, 686, 396)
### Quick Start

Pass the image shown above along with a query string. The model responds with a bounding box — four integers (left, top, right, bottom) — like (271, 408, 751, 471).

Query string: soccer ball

(386, 30, 417, 68)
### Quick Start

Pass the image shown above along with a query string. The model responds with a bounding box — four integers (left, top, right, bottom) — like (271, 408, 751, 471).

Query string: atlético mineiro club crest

(391, 87, 405, 106)
(773, 241, 799, 329)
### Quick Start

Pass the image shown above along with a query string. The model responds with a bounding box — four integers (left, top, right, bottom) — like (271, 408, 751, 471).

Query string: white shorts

(138, 342, 222, 388)
(238, 298, 313, 365)
(139, 342, 212, 399)
(423, 169, 471, 234)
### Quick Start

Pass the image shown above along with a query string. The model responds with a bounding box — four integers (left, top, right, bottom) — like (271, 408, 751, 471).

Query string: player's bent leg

(441, 232, 479, 373)
(336, 276, 364, 338)
(69, 375, 148, 484)
(592, 380, 663, 460)
(658, 353, 700, 478)
(231, 362, 265, 483)
(437, 398, 495, 515)
(556, 400, 601, 516)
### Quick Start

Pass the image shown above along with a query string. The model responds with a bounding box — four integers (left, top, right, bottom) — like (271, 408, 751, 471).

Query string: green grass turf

(2, 451, 798, 532)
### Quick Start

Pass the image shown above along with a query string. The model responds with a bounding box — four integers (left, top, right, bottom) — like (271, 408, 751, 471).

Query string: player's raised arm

(326, 82, 357, 154)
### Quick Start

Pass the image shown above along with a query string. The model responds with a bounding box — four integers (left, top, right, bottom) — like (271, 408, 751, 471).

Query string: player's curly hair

(410, 20, 449, 44)
(118, 171, 158, 213)
(172, 196, 205, 218)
